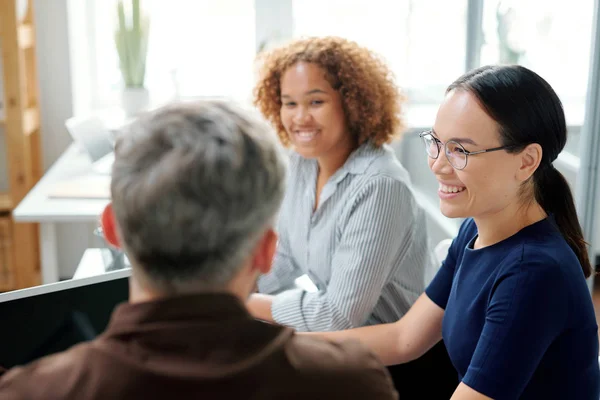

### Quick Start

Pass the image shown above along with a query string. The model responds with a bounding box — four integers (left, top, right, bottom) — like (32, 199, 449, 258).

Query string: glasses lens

(445, 141, 468, 169)
(422, 133, 439, 158)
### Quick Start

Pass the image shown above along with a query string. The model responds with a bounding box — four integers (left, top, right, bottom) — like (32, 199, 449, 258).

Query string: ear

(516, 143, 543, 182)
(100, 203, 121, 249)
(251, 228, 277, 275)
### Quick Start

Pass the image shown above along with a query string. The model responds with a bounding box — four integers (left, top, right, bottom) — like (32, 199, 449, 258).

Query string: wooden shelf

(0, 109, 38, 134)
(0, 216, 15, 291)
(0, 193, 11, 213)
(0, 0, 42, 290)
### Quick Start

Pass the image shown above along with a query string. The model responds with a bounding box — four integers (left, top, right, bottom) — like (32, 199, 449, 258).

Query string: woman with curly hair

(246, 36, 457, 398)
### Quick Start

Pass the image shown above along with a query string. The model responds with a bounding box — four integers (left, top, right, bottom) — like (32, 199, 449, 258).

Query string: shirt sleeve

(271, 176, 418, 331)
(425, 218, 473, 309)
(257, 222, 302, 295)
(462, 259, 569, 399)
(257, 152, 302, 294)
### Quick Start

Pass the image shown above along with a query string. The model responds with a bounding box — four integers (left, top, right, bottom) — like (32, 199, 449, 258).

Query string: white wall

(255, 0, 294, 51)
(34, 0, 97, 278)
(34, 0, 72, 170)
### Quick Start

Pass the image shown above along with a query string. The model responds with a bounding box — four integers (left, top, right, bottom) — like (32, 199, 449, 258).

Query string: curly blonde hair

(253, 36, 405, 147)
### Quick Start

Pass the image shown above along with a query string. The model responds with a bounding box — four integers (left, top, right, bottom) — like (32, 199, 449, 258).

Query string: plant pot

(121, 87, 150, 117)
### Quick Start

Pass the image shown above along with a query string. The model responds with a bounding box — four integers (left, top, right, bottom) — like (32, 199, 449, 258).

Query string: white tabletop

(13, 143, 110, 223)
(73, 248, 111, 279)
(73, 248, 131, 280)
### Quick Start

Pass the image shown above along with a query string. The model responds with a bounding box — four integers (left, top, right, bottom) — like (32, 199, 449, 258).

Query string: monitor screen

(0, 269, 130, 369)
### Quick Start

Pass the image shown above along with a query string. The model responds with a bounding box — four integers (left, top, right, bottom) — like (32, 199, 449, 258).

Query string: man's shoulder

(282, 335, 398, 399)
(0, 342, 91, 399)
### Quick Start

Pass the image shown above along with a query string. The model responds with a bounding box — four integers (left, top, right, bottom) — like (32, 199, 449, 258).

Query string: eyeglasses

(419, 130, 512, 170)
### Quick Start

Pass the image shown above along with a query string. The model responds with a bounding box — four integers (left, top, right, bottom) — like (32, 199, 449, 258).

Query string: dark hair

(447, 65, 591, 278)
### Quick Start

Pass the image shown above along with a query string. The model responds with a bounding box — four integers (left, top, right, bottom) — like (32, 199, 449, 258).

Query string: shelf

(0, 193, 12, 213)
(0, 108, 38, 134)
(0, 0, 42, 290)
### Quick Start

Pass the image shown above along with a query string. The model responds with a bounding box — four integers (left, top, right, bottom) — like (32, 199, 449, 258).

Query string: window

(292, 0, 467, 106)
(85, 0, 595, 148)
(90, 0, 256, 109)
(480, 0, 594, 129)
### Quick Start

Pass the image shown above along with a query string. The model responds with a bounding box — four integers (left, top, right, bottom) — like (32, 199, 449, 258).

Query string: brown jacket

(0, 293, 397, 399)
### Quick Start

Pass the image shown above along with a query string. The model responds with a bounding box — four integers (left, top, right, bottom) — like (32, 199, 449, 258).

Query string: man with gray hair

(0, 101, 397, 399)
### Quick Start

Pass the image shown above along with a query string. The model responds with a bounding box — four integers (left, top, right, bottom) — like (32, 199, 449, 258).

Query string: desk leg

(40, 223, 59, 284)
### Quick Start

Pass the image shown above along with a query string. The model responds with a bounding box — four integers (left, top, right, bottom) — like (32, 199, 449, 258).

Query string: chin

(439, 202, 467, 219)
(293, 146, 322, 159)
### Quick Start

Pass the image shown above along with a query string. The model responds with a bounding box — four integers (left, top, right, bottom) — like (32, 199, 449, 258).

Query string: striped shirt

(258, 141, 437, 332)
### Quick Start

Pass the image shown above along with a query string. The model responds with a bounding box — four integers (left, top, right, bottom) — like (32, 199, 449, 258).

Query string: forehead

(433, 89, 499, 143)
(280, 62, 333, 93)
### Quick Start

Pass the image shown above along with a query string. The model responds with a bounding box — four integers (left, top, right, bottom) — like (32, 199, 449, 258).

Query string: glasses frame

(419, 130, 512, 170)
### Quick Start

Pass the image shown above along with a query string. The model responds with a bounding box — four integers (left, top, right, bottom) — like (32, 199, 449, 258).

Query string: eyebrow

(281, 89, 328, 99)
(431, 128, 478, 146)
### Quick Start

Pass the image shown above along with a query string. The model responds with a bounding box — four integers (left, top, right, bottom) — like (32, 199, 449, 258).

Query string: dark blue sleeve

(426, 218, 475, 309)
(462, 259, 568, 399)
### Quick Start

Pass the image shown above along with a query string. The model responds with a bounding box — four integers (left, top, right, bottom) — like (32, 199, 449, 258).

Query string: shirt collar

(329, 140, 382, 184)
(104, 293, 251, 336)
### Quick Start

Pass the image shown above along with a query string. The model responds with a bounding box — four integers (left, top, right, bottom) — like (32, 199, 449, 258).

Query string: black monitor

(0, 269, 130, 369)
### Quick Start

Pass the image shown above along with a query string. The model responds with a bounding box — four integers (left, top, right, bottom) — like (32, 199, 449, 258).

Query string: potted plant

(115, 0, 150, 116)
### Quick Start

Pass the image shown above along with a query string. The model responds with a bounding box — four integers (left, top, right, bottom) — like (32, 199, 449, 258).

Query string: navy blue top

(427, 217, 600, 399)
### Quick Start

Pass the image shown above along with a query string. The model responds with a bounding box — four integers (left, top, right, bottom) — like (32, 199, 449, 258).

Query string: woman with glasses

(246, 36, 457, 398)
(306, 65, 600, 400)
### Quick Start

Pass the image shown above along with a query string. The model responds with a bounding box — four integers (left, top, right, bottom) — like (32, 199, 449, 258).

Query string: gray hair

(111, 100, 287, 290)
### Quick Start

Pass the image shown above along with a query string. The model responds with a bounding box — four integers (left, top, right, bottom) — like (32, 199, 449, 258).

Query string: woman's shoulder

(491, 220, 582, 285)
(512, 218, 576, 267)
(286, 150, 315, 178)
(287, 148, 303, 166)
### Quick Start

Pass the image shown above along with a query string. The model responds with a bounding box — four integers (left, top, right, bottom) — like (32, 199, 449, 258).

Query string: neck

(473, 200, 547, 249)
(316, 138, 357, 181)
(128, 267, 255, 304)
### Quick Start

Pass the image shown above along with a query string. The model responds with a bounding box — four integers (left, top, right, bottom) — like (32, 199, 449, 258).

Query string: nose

(429, 151, 454, 176)
(292, 106, 312, 125)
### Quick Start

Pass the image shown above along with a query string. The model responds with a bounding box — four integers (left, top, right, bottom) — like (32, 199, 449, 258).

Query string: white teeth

(439, 184, 465, 194)
(295, 130, 318, 142)
(297, 130, 317, 137)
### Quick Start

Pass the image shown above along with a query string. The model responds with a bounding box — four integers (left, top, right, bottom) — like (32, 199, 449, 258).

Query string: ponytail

(534, 164, 592, 278)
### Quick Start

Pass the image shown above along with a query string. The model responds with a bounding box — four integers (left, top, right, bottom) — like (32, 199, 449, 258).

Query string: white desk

(73, 248, 317, 294)
(13, 143, 110, 283)
(74, 248, 109, 279)
(74, 248, 130, 280)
